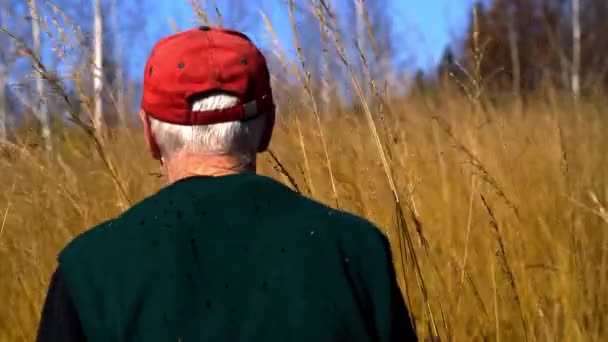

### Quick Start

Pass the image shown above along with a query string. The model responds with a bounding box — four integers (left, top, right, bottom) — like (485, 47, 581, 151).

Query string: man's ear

(139, 110, 162, 160)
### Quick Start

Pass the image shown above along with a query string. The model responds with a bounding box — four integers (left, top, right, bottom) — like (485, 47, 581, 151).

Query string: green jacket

(57, 174, 417, 341)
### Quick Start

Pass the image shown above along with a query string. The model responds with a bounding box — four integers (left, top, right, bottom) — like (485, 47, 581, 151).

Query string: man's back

(43, 174, 416, 341)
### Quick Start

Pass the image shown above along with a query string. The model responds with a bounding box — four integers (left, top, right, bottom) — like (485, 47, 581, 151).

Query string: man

(36, 26, 417, 341)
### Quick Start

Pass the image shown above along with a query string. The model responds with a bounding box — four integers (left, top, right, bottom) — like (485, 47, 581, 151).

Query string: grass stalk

(481, 195, 529, 342)
(288, 0, 340, 209)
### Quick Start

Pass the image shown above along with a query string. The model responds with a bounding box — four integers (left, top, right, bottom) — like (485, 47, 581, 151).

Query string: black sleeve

(36, 267, 86, 342)
(387, 257, 418, 341)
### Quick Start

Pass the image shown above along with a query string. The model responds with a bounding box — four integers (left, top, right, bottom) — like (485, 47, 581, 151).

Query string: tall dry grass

(1, 1, 608, 341)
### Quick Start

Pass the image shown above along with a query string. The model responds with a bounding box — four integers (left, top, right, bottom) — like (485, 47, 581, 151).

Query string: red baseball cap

(141, 26, 275, 152)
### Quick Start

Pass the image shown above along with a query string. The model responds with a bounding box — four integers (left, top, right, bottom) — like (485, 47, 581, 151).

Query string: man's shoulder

(296, 196, 390, 249)
(58, 192, 162, 264)
(58, 216, 123, 266)
(331, 209, 389, 247)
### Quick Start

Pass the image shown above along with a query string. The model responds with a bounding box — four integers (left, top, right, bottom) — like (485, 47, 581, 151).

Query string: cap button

(199, 26, 211, 31)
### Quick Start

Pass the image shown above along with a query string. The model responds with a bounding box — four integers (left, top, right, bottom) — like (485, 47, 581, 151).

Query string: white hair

(149, 93, 267, 164)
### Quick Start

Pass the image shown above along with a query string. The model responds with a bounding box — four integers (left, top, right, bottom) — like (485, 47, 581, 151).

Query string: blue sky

(138, 0, 476, 73)
(393, 0, 477, 69)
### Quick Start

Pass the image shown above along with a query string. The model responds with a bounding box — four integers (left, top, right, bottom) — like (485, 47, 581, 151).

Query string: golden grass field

(1, 91, 607, 341)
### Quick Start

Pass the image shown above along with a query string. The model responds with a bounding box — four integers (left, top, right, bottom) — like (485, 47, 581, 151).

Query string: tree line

(420, 0, 606, 103)
(1, 0, 602, 151)
(0, 0, 145, 149)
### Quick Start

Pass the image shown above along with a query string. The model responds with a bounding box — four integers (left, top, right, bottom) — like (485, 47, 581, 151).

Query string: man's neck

(162, 153, 256, 184)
